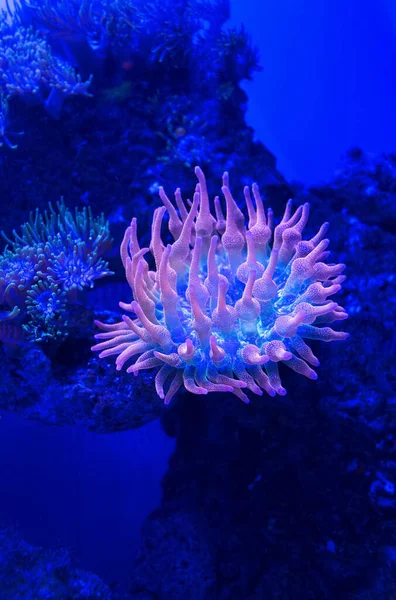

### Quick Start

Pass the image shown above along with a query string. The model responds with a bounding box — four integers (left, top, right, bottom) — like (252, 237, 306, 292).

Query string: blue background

(230, 0, 396, 183)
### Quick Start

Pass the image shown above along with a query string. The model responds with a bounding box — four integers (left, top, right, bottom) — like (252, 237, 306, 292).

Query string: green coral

(0, 14, 92, 96)
(3, 199, 111, 251)
(0, 200, 112, 343)
(24, 279, 68, 342)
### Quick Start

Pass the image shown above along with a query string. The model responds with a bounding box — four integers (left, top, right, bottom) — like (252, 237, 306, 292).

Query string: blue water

(0, 411, 174, 586)
(232, 0, 396, 183)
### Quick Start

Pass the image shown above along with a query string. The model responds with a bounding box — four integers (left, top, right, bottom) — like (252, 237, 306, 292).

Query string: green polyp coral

(24, 280, 68, 342)
(46, 238, 112, 292)
(0, 245, 44, 290)
(0, 245, 45, 319)
(0, 200, 113, 343)
(2, 200, 111, 252)
(0, 12, 93, 124)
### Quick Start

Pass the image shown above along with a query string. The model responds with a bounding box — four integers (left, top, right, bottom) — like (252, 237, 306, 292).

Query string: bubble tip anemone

(92, 167, 348, 404)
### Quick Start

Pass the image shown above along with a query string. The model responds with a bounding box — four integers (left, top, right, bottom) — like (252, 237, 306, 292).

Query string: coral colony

(92, 167, 349, 404)
(0, 14, 92, 120)
(0, 201, 112, 342)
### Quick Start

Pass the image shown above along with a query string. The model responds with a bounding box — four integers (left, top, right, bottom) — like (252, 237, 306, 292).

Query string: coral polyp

(24, 280, 67, 342)
(0, 200, 112, 343)
(92, 167, 348, 404)
(46, 242, 111, 292)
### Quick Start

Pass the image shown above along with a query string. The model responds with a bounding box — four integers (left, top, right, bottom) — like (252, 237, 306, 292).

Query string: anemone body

(92, 167, 348, 404)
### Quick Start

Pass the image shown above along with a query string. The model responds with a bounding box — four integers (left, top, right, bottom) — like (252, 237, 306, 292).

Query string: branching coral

(0, 200, 112, 342)
(92, 167, 348, 404)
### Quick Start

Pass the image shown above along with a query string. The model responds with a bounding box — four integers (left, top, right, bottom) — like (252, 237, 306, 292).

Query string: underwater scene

(0, 0, 395, 598)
